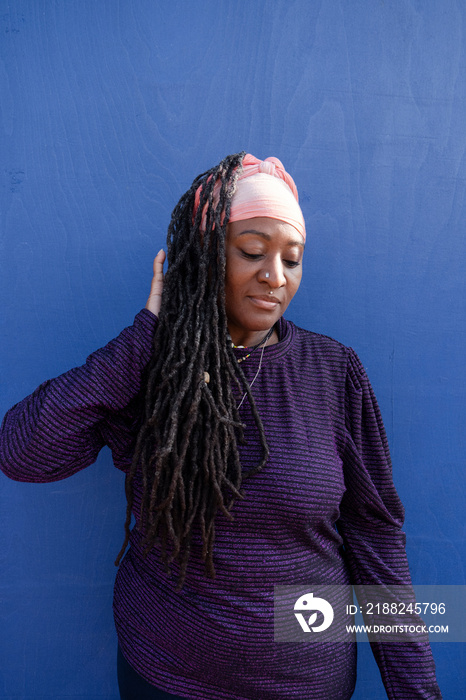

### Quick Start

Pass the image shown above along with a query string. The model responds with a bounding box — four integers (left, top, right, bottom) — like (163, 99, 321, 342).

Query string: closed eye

(240, 250, 301, 267)
(241, 251, 263, 260)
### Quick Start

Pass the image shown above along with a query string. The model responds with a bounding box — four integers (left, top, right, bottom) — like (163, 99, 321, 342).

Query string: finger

(145, 249, 165, 315)
(152, 248, 166, 282)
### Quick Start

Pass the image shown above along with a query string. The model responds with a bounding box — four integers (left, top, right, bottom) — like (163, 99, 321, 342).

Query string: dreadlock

(115, 152, 270, 588)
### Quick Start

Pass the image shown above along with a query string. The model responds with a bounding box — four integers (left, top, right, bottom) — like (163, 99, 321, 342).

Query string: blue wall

(1, 1, 464, 698)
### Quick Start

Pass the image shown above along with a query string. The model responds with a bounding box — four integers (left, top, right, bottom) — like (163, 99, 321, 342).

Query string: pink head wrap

(194, 153, 306, 241)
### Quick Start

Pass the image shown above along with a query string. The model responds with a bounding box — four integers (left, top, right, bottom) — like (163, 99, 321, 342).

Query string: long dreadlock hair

(115, 152, 270, 588)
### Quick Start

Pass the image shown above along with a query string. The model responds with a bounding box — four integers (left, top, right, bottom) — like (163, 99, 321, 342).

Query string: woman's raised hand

(145, 249, 166, 316)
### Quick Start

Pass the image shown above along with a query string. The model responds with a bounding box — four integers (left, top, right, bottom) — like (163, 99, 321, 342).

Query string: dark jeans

(117, 646, 186, 700)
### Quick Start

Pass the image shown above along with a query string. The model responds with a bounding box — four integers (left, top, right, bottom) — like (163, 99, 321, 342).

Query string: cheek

(288, 270, 302, 297)
(224, 261, 248, 298)
(224, 278, 239, 313)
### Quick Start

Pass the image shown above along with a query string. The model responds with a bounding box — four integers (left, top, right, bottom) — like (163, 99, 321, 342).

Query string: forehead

(227, 217, 305, 247)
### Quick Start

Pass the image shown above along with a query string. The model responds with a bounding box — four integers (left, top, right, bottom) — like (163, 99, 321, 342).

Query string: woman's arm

(0, 309, 157, 482)
(0, 251, 165, 483)
(337, 349, 442, 699)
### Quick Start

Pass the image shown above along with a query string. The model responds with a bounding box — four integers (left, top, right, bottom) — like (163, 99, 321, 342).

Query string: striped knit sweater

(0, 309, 442, 699)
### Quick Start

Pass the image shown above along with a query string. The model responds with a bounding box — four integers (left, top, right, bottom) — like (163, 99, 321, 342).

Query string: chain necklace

(231, 326, 275, 363)
(203, 327, 275, 389)
(237, 342, 267, 410)
(234, 325, 275, 410)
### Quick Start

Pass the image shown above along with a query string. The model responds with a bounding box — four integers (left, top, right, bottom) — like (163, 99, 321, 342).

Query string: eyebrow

(235, 229, 305, 248)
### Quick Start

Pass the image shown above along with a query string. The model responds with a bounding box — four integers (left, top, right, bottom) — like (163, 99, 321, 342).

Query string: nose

(261, 255, 286, 288)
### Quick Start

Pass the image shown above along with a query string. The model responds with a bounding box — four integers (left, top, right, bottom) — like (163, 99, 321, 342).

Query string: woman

(0, 153, 441, 699)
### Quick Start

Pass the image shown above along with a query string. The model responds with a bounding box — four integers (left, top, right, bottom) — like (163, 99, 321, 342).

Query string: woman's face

(224, 217, 304, 346)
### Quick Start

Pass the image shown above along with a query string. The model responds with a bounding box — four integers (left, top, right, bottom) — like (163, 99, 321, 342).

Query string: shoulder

(282, 318, 352, 364)
(283, 321, 376, 398)
(272, 319, 358, 400)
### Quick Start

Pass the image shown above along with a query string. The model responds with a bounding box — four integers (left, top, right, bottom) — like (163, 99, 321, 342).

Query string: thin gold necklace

(235, 326, 275, 410)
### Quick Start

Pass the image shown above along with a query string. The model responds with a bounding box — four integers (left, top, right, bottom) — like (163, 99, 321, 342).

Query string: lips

(248, 295, 281, 310)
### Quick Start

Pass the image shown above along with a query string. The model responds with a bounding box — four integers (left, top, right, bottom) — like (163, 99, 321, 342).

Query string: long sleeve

(337, 349, 442, 699)
(0, 309, 157, 483)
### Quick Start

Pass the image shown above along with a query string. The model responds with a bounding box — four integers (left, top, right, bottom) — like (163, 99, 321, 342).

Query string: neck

(229, 325, 279, 348)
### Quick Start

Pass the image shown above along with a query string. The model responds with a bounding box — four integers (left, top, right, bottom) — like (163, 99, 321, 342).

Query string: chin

(247, 312, 282, 330)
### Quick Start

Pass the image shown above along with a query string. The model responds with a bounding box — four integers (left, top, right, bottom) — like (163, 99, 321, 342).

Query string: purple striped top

(0, 310, 442, 699)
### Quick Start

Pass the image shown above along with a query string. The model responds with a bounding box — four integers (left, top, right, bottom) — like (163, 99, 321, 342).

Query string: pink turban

(194, 153, 306, 241)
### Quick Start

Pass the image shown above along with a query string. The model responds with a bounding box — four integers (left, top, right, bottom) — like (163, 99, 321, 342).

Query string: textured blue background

(0, 1, 464, 698)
